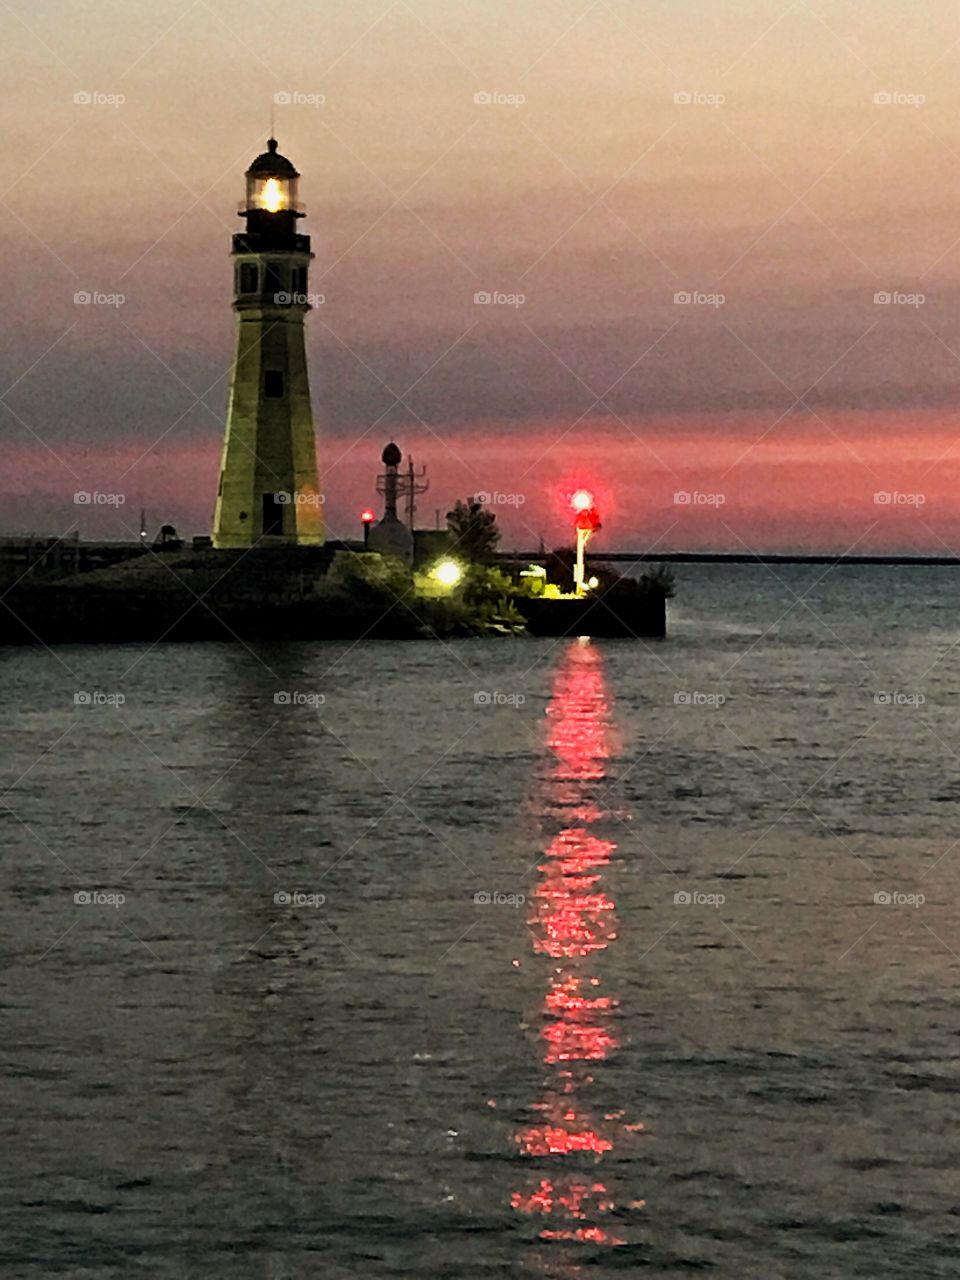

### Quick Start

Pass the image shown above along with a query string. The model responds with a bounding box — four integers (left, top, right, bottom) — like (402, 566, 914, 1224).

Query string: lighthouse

(212, 138, 324, 548)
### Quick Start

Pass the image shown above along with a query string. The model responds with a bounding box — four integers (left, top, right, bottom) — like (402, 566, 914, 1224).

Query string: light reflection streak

(511, 640, 645, 1256)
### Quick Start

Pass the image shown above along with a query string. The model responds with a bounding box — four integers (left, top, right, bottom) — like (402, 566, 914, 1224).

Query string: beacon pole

(570, 490, 601, 596)
(575, 524, 590, 595)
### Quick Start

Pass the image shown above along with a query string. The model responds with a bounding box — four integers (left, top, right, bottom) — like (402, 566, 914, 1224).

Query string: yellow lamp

(432, 560, 463, 589)
(259, 177, 285, 212)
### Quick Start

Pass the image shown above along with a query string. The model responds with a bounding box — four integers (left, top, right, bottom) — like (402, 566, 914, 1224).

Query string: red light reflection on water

(542, 1020, 618, 1064)
(517, 1124, 614, 1157)
(510, 640, 644, 1252)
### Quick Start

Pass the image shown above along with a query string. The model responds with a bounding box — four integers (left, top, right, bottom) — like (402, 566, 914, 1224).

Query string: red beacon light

(571, 489, 593, 513)
(360, 508, 376, 549)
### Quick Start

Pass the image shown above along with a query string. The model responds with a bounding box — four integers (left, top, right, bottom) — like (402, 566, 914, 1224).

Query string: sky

(4, 0, 960, 551)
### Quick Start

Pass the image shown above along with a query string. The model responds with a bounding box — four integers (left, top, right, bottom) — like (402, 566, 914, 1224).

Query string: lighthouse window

(239, 263, 258, 293)
(264, 370, 284, 399)
(264, 262, 283, 296)
(293, 266, 307, 295)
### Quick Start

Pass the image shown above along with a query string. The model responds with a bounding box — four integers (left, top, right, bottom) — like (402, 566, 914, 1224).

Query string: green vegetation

(324, 553, 525, 638)
(445, 498, 501, 563)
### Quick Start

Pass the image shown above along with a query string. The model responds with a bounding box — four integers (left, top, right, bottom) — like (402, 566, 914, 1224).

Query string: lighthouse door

(262, 493, 284, 536)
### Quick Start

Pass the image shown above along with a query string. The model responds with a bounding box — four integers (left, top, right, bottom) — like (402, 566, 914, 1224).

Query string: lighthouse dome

(247, 138, 299, 178)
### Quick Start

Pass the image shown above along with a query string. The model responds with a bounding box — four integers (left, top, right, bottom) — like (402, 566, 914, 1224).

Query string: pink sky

(9, 411, 960, 554)
(4, 0, 960, 549)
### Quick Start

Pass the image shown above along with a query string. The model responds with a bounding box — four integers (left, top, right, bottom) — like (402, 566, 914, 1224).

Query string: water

(3, 564, 960, 1277)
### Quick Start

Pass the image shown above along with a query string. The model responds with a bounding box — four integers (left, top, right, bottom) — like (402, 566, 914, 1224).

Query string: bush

(324, 552, 414, 605)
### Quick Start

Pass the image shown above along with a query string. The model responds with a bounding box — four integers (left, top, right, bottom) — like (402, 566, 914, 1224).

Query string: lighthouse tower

(212, 139, 323, 548)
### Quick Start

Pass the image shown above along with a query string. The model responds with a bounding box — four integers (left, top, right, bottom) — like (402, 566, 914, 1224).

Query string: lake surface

(3, 564, 960, 1277)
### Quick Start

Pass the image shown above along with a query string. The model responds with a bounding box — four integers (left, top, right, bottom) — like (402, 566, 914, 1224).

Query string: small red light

(571, 489, 593, 512)
(361, 509, 375, 523)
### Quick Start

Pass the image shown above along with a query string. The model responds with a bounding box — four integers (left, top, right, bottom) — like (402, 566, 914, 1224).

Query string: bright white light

(260, 178, 285, 212)
(433, 560, 462, 588)
(571, 489, 593, 512)
(587, 576, 599, 589)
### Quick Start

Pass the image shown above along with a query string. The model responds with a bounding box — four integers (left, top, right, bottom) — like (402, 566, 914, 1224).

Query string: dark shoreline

(0, 586, 666, 646)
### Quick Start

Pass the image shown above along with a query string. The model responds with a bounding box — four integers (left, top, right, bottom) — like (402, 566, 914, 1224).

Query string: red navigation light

(360, 508, 375, 524)
(571, 489, 593, 513)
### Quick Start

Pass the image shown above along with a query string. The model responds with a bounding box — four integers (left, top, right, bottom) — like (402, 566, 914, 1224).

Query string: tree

(446, 498, 501, 563)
